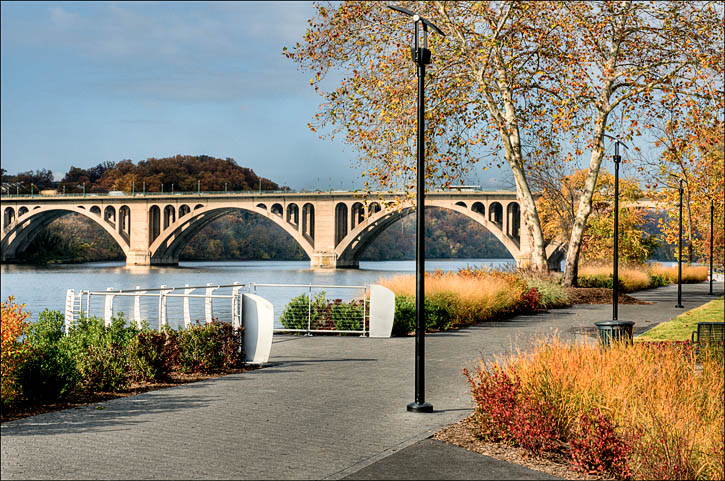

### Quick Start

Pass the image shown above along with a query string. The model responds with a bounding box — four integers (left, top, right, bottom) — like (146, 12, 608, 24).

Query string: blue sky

(0, 1, 372, 190)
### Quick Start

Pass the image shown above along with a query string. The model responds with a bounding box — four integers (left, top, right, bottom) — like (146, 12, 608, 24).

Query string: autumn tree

(287, 1, 723, 279)
(646, 117, 725, 268)
(555, 1, 723, 285)
(538, 169, 658, 264)
(286, 1, 579, 271)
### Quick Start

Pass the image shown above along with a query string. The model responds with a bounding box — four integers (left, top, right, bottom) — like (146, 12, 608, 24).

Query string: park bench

(690, 322, 725, 350)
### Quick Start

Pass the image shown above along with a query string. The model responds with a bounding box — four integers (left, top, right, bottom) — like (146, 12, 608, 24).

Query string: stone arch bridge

(1, 191, 565, 269)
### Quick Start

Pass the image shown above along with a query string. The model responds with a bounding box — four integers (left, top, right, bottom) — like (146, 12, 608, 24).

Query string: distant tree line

(1, 155, 282, 194)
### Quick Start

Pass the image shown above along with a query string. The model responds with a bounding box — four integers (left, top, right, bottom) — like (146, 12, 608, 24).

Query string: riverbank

(2, 282, 721, 480)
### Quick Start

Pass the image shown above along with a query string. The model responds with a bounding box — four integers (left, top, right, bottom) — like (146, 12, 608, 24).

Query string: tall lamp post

(388, 5, 444, 413)
(670, 174, 687, 308)
(708, 197, 714, 295)
(604, 135, 628, 320)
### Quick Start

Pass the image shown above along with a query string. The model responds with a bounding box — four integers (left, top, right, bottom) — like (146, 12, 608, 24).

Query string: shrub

(63, 314, 138, 392)
(279, 292, 327, 330)
(570, 407, 632, 479)
(525, 279, 571, 309)
(176, 321, 243, 373)
(18, 309, 78, 401)
(464, 364, 564, 455)
(1, 297, 31, 405)
(391, 294, 456, 335)
(127, 329, 175, 382)
(330, 300, 365, 331)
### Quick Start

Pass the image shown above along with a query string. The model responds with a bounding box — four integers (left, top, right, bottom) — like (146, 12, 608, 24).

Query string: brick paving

(1, 282, 721, 480)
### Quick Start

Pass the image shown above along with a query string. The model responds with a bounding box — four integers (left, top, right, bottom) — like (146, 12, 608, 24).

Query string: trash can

(593, 320, 635, 347)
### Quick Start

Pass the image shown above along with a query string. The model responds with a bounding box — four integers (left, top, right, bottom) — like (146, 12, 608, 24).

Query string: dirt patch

(1, 368, 252, 424)
(433, 415, 615, 480)
(565, 287, 652, 305)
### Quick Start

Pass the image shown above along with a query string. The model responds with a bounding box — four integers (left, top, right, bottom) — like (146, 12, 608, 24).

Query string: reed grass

(578, 262, 708, 292)
(650, 263, 709, 284)
(478, 339, 725, 479)
(380, 272, 525, 326)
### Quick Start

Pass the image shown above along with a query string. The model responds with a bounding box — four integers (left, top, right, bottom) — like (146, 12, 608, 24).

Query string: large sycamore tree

(286, 1, 723, 279)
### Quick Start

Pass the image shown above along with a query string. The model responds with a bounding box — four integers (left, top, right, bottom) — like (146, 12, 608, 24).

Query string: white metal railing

(65, 282, 394, 337)
(65, 282, 246, 333)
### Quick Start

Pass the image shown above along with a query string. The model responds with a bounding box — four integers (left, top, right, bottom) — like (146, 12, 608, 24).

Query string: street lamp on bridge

(388, 4, 444, 414)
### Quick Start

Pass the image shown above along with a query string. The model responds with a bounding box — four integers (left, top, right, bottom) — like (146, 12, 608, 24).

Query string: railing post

(232, 282, 243, 329)
(159, 284, 169, 329)
(307, 284, 313, 336)
(205, 283, 217, 323)
(104, 287, 115, 327)
(183, 284, 194, 328)
(134, 285, 145, 328)
(64, 289, 75, 335)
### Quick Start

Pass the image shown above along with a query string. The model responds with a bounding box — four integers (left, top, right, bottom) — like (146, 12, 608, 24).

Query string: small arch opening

(179, 204, 191, 217)
(335, 203, 348, 245)
(506, 202, 521, 240)
(90, 206, 101, 216)
(149, 205, 161, 242)
(286, 204, 299, 226)
(489, 202, 503, 226)
(455, 201, 467, 208)
(302, 203, 315, 241)
(472, 202, 485, 216)
(271, 203, 283, 217)
(163, 205, 176, 230)
(18, 207, 29, 217)
(368, 202, 381, 216)
(256, 203, 267, 210)
(104, 206, 116, 225)
(351, 202, 365, 229)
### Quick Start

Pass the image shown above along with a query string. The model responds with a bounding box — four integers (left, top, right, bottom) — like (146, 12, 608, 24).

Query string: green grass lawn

(637, 296, 724, 341)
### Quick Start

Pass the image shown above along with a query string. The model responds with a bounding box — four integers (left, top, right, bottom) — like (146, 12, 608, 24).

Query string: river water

(1, 259, 515, 328)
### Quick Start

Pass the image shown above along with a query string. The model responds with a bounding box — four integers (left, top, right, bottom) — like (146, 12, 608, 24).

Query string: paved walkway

(2, 282, 722, 480)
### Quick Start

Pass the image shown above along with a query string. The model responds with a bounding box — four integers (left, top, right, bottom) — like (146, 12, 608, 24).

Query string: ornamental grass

(650, 262, 709, 284)
(467, 338, 724, 480)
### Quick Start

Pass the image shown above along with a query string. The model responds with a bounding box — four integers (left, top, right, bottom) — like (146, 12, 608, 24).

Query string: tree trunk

(562, 111, 610, 287)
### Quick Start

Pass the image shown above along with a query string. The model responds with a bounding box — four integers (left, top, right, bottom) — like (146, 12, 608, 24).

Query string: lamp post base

(407, 401, 433, 413)
(675, 304, 684, 308)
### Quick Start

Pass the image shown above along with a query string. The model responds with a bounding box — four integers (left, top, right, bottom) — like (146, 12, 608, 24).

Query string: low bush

(18, 309, 78, 401)
(63, 314, 139, 392)
(279, 292, 327, 330)
(127, 329, 175, 382)
(176, 321, 243, 373)
(330, 300, 365, 331)
(1, 297, 31, 405)
(570, 407, 632, 479)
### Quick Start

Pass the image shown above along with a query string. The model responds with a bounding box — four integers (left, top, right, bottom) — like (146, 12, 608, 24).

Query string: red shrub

(570, 407, 633, 479)
(464, 366, 564, 454)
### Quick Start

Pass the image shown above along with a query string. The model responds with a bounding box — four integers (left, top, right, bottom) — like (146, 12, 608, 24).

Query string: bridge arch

(334, 200, 522, 268)
(147, 204, 315, 265)
(1, 205, 130, 262)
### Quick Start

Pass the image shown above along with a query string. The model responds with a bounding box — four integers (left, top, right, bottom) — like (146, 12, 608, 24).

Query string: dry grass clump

(578, 264, 651, 291)
(650, 262, 709, 284)
(480, 339, 725, 479)
(578, 262, 708, 292)
(380, 271, 525, 326)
